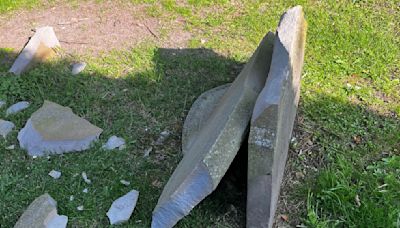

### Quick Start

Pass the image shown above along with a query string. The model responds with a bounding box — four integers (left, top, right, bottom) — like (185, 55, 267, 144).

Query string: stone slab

(14, 193, 67, 228)
(152, 32, 275, 228)
(9, 26, 60, 75)
(18, 100, 103, 156)
(247, 6, 307, 228)
(181, 83, 230, 155)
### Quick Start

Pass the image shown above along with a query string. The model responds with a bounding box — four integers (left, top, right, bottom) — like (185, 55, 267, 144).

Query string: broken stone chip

(102, 135, 125, 150)
(71, 62, 87, 75)
(151, 32, 275, 228)
(9, 26, 60, 75)
(82, 172, 92, 184)
(247, 6, 307, 228)
(14, 193, 68, 228)
(107, 190, 139, 225)
(48, 170, 61, 179)
(0, 119, 15, 138)
(181, 83, 230, 155)
(6, 101, 30, 116)
(17, 100, 103, 156)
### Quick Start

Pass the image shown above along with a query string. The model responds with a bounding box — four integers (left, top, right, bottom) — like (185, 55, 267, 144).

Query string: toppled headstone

(107, 190, 139, 225)
(18, 100, 103, 156)
(14, 193, 68, 228)
(0, 100, 6, 108)
(71, 62, 87, 75)
(0, 119, 15, 138)
(6, 101, 30, 116)
(82, 172, 92, 184)
(48, 170, 61, 179)
(152, 32, 275, 228)
(247, 6, 307, 228)
(181, 83, 230, 155)
(154, 130, 170, 145)
(102, 135, 125, 150)
(9, 26, 60, 75)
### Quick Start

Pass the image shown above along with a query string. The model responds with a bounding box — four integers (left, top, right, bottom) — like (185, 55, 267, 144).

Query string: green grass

(0, 0, 40, 13)
(1, 0, 399, 227)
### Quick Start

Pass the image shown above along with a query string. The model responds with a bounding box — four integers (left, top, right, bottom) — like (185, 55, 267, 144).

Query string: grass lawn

(1, 0, 399, 227)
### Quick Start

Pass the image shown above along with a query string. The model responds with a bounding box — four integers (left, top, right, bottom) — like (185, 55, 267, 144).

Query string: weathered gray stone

(14, 193, 67, 228)
(18, 100, 103, 156)
(152, 32, 275, 228)
(6, 101, 30, 116)
(102, 135, 125, 150)
(181, 83, 230, 155)
(48, 170, 61, 179)
(9, 27, 60, 75)
(107, 190, 139, 225)
(0, 100, 6, 109)
(0, 119, 15, 138)
(71, 62, 86, 75)
(247, 6, 307, 228)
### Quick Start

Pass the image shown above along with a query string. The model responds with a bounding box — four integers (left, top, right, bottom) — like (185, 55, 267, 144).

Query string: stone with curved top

(152, 32, 275, 228)
(247, 6, 307, 228)
(181, 83, 230, 155)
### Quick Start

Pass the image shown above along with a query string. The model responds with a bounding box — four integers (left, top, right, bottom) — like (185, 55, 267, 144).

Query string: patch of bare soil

(0, 1, 191, 54)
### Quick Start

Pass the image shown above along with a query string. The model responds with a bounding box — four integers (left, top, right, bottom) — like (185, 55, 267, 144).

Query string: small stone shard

(71, 62, 87, 75)
(143, 147, 153, 157)
(152, 32, 275, 228)
(77, 205, 84, 211)
(83, 188, 88, 193)
(0, 119, 15, 138)
(6, 144, 15, 150)
(247, 6, 307, 228)
(17, 100, 103, 156)
(9, 26, 60, 75)
(6, 101, 30, 116)
(14, 193, 67, 228)
(102, 135, 125, 150)
(107, 190, 139, 225)
(120, 180, 131, 186)
(181, 83, 230, 155)
(82, 172, 91, 184)
(48, 170, 61, 179)
(154, 130, 170, 145)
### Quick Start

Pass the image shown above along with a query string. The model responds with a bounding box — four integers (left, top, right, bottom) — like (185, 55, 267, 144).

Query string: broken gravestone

(14, 193, 68, 228)
(107, 190, 139, 225)
(9, 26, 60, 75)
(0, 119, 15, 138)
(18, 100, 103, 156)
(181, 83, 230, 155)
(247, 6, 307, 228)
(151, 32, 275, 228)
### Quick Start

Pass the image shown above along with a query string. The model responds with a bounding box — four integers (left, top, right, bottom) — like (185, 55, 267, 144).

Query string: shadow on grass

(0, 46, 399, 227)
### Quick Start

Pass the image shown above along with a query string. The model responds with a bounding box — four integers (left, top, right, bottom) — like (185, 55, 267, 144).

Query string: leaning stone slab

(152, 32, 275, 228)
(18, 100, 103, 156)
(9, 26, 60, 75)
(14, 193, 68, 228)
(107, 190, 139, 225)
(181, 83, 230, 155)
(247, 6, 307, 228)
(0, 119, 15, 138)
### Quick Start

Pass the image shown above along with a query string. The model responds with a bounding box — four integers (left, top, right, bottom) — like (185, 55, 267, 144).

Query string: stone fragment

(143, 147, 153, 157)
(0, 119, 15, 138)
(247, 6, 307, 228)
(107, 190, 139, 225)
(14, 193, 68, 228)
(82, 172, 91, 184)
(18, 100, 103, 156)
(9, 26, 60, 75)
(46, 215, 68, 228)
(154, 130, 170, 145)
(120, 180, 131, 186)
(71, 62, 87, 75)
(69, 195, 74, 201)
(152, 32, 275, 228)
(181, 83, 230, 155)
(6, 101, 30, 116)
(102, 135, 125, 150)
(48, 170, 61, 179)
(6, 145, 15, 150)
(0, 100, 6, 108)
(77, 205, 84, 211)
(83, 188, 88, 193)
